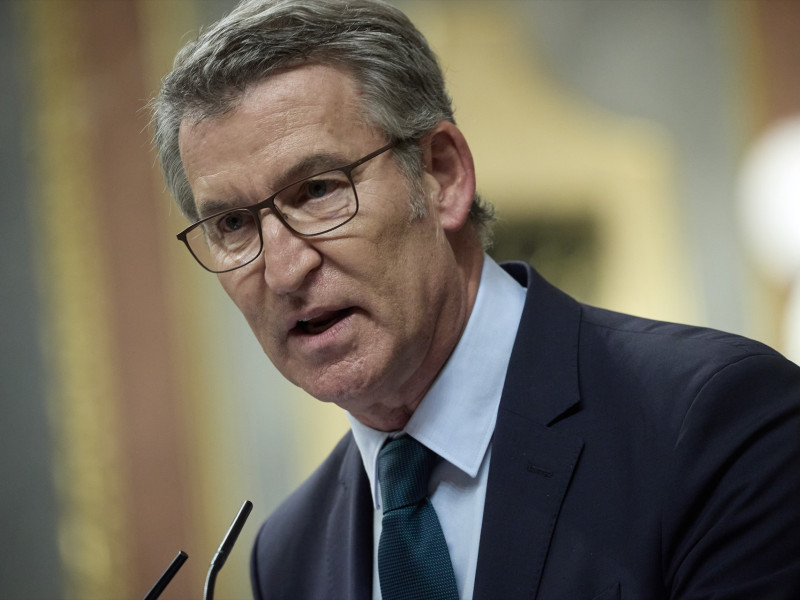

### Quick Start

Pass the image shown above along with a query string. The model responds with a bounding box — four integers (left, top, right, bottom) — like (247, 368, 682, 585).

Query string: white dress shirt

(347, 255, 526, 599)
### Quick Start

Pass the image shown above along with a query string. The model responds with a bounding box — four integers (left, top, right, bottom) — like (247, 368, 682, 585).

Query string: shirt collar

(347, 256, 527, 508)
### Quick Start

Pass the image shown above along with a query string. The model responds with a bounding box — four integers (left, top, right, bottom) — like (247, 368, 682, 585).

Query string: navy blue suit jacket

(251, 263, 800, 599)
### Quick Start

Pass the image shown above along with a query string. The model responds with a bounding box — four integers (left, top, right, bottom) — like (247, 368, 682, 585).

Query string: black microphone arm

(143, 551, 188, 600)
(140, 500, 253, 600)
(204, 500, 254, 600)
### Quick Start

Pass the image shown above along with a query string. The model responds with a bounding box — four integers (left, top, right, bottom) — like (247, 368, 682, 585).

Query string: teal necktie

(377, 436, 459, 600)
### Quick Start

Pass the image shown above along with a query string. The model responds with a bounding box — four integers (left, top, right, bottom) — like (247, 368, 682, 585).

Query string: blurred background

(2, 0, 799, 598)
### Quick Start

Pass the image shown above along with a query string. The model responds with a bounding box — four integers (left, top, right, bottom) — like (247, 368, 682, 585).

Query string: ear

(422, 121, 476, 233)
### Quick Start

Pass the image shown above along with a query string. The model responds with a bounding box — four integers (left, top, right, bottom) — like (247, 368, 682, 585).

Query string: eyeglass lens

(185, 170, 358, 273)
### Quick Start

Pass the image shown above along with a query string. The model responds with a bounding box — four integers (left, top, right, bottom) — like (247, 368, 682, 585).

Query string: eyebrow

(194, 151, 353, 221)
(274, 151, 352, 189)
(195, 199, 236, 220)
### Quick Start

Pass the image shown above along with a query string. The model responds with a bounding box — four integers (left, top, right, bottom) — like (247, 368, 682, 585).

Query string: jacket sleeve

(250, 522, 264, 600)
(662, 353, 800, 599)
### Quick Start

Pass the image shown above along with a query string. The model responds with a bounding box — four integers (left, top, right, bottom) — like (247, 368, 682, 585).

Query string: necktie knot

(378, 436, 436, 512)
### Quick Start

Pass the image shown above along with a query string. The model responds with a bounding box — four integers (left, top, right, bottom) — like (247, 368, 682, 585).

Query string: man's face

(178, 65, 472, 429)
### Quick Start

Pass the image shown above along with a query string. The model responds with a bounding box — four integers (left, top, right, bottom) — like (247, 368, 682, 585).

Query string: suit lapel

(324, 436, 373, 600)
(473, 263, 585, 599)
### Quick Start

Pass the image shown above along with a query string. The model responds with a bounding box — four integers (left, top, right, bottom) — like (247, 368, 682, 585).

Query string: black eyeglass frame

(176, 141, 397, 273)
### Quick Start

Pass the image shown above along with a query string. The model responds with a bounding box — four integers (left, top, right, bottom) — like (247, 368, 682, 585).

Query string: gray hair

(151, 0, 494, 245)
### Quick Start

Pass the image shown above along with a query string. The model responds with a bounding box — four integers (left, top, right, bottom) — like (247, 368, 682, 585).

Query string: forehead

(178, 64, 380, 201)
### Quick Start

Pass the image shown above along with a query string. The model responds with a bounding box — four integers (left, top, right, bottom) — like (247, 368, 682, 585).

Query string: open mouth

(294, 308, 353, 335)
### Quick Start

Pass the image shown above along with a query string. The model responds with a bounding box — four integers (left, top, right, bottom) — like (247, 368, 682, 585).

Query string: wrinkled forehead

(180, 60, 372, 133)
(179, 64, 378, 158)
(177, 64, 388, 213)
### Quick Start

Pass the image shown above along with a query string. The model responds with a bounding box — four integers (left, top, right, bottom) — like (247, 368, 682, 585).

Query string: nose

(259, 212, 321, 294)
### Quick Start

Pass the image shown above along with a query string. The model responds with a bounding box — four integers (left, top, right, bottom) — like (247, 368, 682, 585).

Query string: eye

(305, 179, 329, 199)
(274, 172, 351, 217)
(215, 210, 253, 234)
(222, 212, 244, 231)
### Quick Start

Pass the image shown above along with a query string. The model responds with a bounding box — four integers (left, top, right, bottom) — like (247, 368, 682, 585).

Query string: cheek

(369, 238, 448, 338)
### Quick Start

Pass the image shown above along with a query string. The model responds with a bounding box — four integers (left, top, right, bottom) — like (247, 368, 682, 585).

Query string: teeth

(298, 314, 322, 324)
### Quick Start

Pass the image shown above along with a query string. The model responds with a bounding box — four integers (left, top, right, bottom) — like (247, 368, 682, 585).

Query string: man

(152, 0, 800, 598)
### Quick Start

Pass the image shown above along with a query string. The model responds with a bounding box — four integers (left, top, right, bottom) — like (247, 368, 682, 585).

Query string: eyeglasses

(177, 141, 396, 273)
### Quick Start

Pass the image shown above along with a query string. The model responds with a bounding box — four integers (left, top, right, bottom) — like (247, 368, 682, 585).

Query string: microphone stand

(204, 500, 253, 600)
(141, 500, 253, 600)
(143, 551, 188, 600)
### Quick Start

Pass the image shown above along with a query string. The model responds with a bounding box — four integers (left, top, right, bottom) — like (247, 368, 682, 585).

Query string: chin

(300, 366, 381, 409)
(291, 345, 413, 408)
(303, 379, 363, 407)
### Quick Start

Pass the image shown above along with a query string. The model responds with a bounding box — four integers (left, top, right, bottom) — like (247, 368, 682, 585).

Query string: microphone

(142, 551, 188, 600)
(204, 500, 254, 600)
(140, 500, 253, 600)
